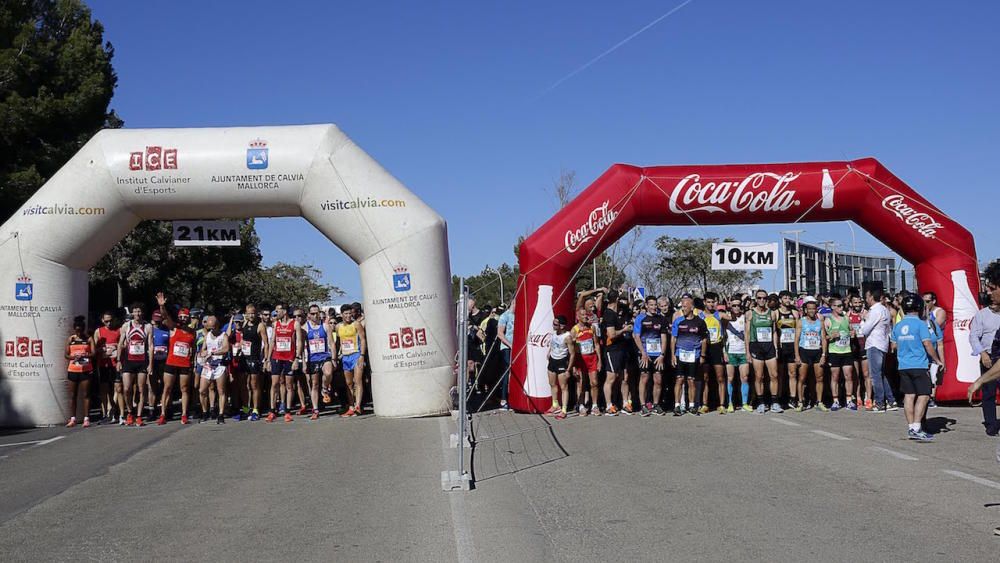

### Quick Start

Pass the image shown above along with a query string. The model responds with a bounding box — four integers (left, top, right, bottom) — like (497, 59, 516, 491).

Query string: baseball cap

(178, 308, 191, 317)
(232, 314, 245, 322)
(803, 296, 817, 304)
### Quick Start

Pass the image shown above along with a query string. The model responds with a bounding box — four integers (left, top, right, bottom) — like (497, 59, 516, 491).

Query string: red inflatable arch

(512, 158, 980, 413)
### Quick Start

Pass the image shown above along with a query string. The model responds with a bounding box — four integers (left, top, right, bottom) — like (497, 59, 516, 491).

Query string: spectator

(970, 261, 1000, 435)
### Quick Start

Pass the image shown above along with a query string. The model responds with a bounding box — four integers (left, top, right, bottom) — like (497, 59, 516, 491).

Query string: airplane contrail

(537, 0, 696, 98)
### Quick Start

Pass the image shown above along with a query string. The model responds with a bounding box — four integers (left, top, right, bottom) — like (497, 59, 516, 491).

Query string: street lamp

(486, 266, 504, 305)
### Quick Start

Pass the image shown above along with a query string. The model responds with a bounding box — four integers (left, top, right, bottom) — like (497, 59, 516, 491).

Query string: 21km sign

(173, 221, 241, 247)
(711, 242, 778, 271)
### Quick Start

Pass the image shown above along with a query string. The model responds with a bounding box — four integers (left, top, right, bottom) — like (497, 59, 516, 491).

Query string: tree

(235, 262, 342, 310)
(652, 235, 763, 298)
(1, 0, 121, 222)
(453, 263, 519, 306)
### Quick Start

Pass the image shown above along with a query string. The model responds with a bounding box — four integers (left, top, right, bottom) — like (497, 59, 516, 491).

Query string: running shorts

(898, 368, 932, 396)
(150, 360, 165, 380)
(271, 359, 293, 375)
(727, 353, 747, 367)
(547, 356, 570, 374)
(799, 349, 823, 365)
(307, 359, 331, 375)
(603, 348, 626, 374)
(852, 340, 867, 360)
(575, 353, 599, 374)
(706, 344, 725, 366)
(201, 363, 227, 381)
(97, 365, 117, 385)
(749, 342, 776, 361)
(779, 343, 796, 363)
(67, 370, 90, 383)
(120, 360, 147, 374)
(240, 357, 262, 374)
(827, 352, 854, 369)
(676, 360, 700, 380)
(639, 355, 663, 373)
(342, 352, 361, 372)
(164, 364, 191, 376)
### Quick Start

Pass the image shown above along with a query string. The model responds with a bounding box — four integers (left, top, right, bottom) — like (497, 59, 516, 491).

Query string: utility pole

(780, 230, 805, 293)
(819, 241, 835, 293)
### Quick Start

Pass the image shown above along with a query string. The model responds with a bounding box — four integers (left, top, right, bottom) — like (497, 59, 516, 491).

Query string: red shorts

(575, 353, 599, 374)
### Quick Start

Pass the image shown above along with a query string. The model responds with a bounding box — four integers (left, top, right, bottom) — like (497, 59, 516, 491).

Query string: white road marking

(942, 470, 1000, 491)
(811, 430, 850, 441)
(439, 418, 476, 562)
(0, 436, 64, 448)
(868, 446, 918, 461)
(770, 418, 802, 427)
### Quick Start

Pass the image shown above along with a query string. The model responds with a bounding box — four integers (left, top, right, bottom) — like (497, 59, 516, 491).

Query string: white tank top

(205, 330, 226, 359)
(726, 316, 747, 355)
(548, 331, 571, 360)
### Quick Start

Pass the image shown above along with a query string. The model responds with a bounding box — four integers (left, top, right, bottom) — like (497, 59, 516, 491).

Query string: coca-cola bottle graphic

(525, 284, 555, 399)
(821, 169, 835, 209)
(950, 270, 979, 383)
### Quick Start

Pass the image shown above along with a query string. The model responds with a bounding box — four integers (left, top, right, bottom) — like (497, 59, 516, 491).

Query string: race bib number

(153, 345, 168, 358)
(104, 344, 118, 357)
(780, 328, 795, 344)
(341, 339, 357, 355)
(241, 341, 252, 356)
(579, 339, 595, 355)
(172, 341, 191, 357)
(837, 335, 850, 348)
(803, 334, 821, 349)
(708, 327, 719, 342)
(309, 337, 326, 354)
(75, 356, 91, 368)
(756, 327, 772, 342)
(644, 339, 662, 355)
(275, 336, 292, 352)
(679, 349, 696, 363)
(128, 341, 145, 355)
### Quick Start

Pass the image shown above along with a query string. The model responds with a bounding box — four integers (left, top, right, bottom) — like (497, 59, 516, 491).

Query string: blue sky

(88, 0, 999, 301)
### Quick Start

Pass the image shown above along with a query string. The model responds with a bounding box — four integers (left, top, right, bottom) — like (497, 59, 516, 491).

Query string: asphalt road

(1, 406, 999, 561)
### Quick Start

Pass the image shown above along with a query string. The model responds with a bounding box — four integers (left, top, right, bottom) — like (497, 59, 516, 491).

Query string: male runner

(700, 292, 726, 414)
(117, 303, 153, 426)
(198, 315, 230, 424)
(724, 299, 751, 413)
(600, 290, 627, 416)
(93, 311, 120, 423)
(849, 295, 873, 409)
(794, 298, 827, 411)
(572, 307, 602, 416)
(239, 305, 268, 421)
(546, 315, 575, 419)
(267, 304, 302, 422)
(747, 289, 783, 414)
(634, 296, 669, 416)
(291, 308, 311, 415)
(891, 295, 942, 441)
(922, 291, 947, 408)
(149, 311, 170, 419)
(337, 303, 367, 417)
(776, 291, 801, 409)
(157, 293, 195, 424)
(671, 295, 708, 415)
(825, 297, 857, 411)
(304, 304, 337, 420)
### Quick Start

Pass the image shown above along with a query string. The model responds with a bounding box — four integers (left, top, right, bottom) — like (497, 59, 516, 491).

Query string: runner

(747, 289, 783, 414)
(699, 292, 726, 414)
(267, 304, 301, 422)
(795, 298, 827, 411)
(156, 293, 195, 425)
(337, 303, 367, 417)
(239, 304, 268, 421)
(259, 307, 276, 417)
(305, 304, 337, 421)
(776, 291, 801, 409)
(198, 315, 230, 424)
(149, 310, 170, 420)
(671, 295, 708, 416)
(600, 290, 627, 416)
(849, 295, 873, 410)
(546, 315, 575, 419)
(890, 295, 942, 441)
(225, 313, 247, 420)
(633, 296, 669, 416)
(116, 303, 153, 426)
(922, 291, 946, 408)
(291, 308, 311, 415)
(724, 299, 751, 413)
(572, 307, 602, 416)
(64, 316, 94, 428)
(825, 297, 857, 411)
(93, 311, 120, 423)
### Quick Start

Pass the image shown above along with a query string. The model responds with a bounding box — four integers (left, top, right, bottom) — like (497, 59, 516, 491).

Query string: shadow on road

(469, 411, 568, 483)
(925, 416, 958, 435)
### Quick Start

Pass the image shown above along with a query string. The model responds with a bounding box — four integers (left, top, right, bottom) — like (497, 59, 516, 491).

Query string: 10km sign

(711, 242, 778, 270)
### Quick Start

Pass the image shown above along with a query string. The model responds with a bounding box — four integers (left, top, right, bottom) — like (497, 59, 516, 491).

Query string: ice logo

(15, 275, 32, 301)
(247, 139, 268, 170)
(392, 265, 411, 293)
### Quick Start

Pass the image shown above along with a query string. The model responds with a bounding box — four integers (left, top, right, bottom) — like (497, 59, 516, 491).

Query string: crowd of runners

(63, 292, 368, 427)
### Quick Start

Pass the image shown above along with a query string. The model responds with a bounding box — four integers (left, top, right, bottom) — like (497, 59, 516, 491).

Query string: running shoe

(873, 402, 885, 412)
(310, 411, 319, 421)
(927, 399, 938, 409)
(233, 412, 243, 421)
(284, 412, 294, 422)
(771, 403, 783, 414)
(830, 401, 841, 412)
(641, 404, 652, 417)
(82, 417, 91, 428)
(126, 413, 134, 426)
(864, 399, 873, 410)
(726, 405, 734, 414)
(755, 404, 766, 414)
(340, 406, 356, 418)
(136, 416, 144, 427)
(578, 404, 588, 416)
(119, 416, 127, 426)
(297, 406, 307, 416)
(249, 412, 260, 422)
(156, 415, 166, 426)
(66, 418, 76, 428)
(545, 405, 561, 415)
(623, 401, 635, 415)
(687, 406, 698, 415)
(266, 412, 276, 423)
(591, 405, 602, 416)
(555, 410, 567, 420)
(322, 389, 332, 404)
(605, 405, 619, 416)
(887, 402, 900, 411)
(742, 404, 753, 413)
(499, 402, 511, 411)
(698, 406, 710, 415)
(201, 412, 210, 423)
(652, 404, 665, 416)
(355, 405, 364, 415)
(789, 399, 800, 410)
(277, 402, 285, 413)
(673, 405, 683, 416)
(794, 402, 803, 412)
(914, 430, 934, 441)
(817, 403, 829, 413)
(217, 414, 225, 424)
(181, 415, 189, 425)
(846, 400, 858, 411)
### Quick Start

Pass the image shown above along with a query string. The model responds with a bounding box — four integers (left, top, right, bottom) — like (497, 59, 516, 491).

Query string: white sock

(908, 422, 921, 431)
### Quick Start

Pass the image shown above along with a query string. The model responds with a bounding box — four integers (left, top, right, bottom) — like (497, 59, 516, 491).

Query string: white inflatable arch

(0, 124, 456, 426)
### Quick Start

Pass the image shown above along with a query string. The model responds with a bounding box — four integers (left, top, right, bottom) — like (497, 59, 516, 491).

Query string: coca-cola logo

(953, 318, 971, 332)
(565, 201, 619, 253)
(669, 172, 801, 214)
(528, 332, 551, 348)
(881, 195, 942, 239)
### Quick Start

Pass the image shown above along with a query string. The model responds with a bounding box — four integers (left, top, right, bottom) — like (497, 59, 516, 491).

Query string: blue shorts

(342, 352, 361, 372)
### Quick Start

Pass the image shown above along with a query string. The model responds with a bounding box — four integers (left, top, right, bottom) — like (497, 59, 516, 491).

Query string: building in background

(783, 239, 901, 296)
